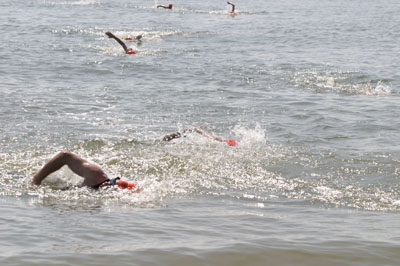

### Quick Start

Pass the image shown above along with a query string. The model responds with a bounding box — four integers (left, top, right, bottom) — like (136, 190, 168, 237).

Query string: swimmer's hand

(105, 32, 114, 38)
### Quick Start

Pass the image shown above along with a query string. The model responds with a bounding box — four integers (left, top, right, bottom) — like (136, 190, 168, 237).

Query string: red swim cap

(225, 139, 238, 146)
(117, 179, 136, 189)
(126, 50, 136, 54)
(169, 4, 173, 8)
(125, 37, 133, 41)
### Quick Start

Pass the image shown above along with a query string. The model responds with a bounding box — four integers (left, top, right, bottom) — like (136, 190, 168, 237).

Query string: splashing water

(291, 70, 392, 96)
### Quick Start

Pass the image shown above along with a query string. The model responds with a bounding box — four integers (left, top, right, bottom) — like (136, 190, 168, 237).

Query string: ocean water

(1, 0, 400, 265)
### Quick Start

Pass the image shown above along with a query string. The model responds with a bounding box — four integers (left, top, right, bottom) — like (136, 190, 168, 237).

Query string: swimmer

(163, 127, 238, 146)
(125, 34, 143, 41)
(227, 1, 235, 14)
(32, 151, 139, 191)
(157, 4, 173, 9)
(105, 32, 136, 54)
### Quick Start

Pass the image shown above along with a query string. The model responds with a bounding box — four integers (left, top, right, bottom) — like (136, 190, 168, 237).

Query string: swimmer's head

(126, 49, 136, 54)
(224, 139, 238, 146)
(169, 4, 173, 8)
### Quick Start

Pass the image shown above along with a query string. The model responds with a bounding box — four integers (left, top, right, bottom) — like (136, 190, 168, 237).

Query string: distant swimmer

(32, 151, 140, 191)
(125, 34, 143, 41)
(105, 31, 136, 54)
(227, 1, 235, 14)
(163, 127, 238, 146)
(157, 3, 173, 9)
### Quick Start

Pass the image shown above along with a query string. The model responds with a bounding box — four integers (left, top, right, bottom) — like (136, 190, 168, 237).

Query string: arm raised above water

(106, 31, 129, 53)
(32, 151, 108, 187)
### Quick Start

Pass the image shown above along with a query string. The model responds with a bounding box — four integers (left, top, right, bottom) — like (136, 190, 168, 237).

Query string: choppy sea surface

(1, 0, 400, 265)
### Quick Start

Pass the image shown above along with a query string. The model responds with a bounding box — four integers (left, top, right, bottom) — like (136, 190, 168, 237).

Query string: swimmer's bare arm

(32, 151, 108, 187)
(193, 127, 224, 142)
(227, 1, 235, 12)
(157, 4, 172, 9)
(106, 32, 129, 53)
